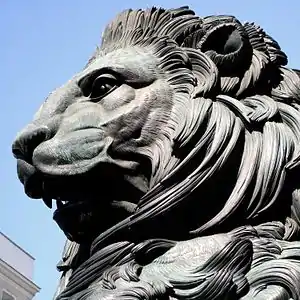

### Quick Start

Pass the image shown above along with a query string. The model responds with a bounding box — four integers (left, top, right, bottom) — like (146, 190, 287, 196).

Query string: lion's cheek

(132, 81, 174, 146)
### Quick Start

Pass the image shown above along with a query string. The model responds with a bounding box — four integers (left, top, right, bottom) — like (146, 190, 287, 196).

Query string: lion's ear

(184, 48, 220, 98)
(197, 20, 253, 76)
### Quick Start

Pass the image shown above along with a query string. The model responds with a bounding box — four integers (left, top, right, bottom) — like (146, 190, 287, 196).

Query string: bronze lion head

(12, 6, 300, 300)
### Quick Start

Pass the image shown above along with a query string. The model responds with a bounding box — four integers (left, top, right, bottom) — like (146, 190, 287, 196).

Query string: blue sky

(1, 0, 300, 299)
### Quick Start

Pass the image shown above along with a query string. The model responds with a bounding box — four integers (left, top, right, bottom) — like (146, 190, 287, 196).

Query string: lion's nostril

(12, 126, 52, 163)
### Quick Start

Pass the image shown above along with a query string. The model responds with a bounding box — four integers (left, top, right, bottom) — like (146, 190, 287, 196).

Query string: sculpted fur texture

(12, 6, 300, 299)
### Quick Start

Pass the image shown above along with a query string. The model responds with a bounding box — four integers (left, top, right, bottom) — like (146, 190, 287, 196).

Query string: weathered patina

(12, 6, 300, 299)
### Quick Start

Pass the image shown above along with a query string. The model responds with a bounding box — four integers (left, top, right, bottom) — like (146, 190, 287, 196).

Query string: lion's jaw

(12, 46, 178, 242)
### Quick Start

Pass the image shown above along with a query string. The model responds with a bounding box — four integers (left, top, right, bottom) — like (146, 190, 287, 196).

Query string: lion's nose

(12, 124, 52, 163)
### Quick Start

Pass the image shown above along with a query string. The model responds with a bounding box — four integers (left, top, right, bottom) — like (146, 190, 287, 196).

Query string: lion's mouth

(17, 157, 148, 242)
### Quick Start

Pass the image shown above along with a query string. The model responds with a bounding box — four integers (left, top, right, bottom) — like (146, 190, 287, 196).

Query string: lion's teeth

(42, 196, 52, 209)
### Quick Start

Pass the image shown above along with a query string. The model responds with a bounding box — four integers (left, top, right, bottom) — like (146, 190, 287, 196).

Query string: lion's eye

(89, 74, 118, 100)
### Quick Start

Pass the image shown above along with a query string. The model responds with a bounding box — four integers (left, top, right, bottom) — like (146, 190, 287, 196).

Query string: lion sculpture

(12, 6, 300, 300)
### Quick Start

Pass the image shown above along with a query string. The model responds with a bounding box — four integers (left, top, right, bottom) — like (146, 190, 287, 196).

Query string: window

(1, 290, 15, 300)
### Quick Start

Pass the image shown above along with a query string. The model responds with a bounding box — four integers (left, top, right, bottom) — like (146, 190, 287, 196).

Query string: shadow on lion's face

(12, 46, 183, 242)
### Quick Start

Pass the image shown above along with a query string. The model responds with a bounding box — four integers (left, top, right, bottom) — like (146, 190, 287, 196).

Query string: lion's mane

(54, 6, 300, 300)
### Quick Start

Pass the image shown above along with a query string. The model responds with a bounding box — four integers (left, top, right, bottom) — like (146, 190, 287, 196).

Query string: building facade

(0, 232, 40, 300)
